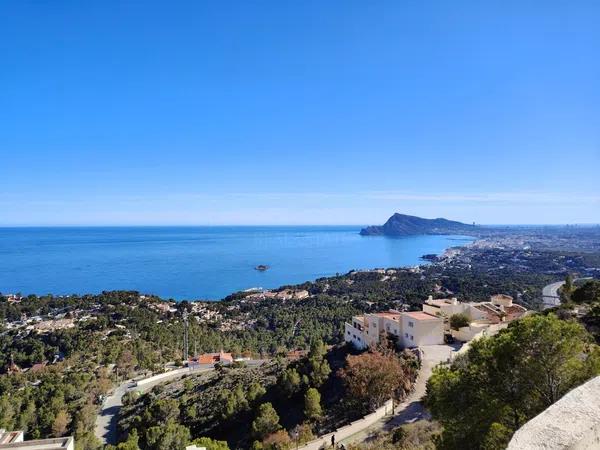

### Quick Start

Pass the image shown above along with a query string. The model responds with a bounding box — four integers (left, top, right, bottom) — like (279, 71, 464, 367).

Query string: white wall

(344, 323, 367, 350)
(297, 400, 393, 450)
(400, 316, 444, 348)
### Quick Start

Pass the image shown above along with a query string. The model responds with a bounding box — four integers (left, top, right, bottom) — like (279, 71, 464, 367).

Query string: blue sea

(0, 227, 474, 300)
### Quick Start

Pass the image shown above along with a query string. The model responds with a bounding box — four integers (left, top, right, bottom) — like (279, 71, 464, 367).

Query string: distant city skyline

(1, 1, 599, 226)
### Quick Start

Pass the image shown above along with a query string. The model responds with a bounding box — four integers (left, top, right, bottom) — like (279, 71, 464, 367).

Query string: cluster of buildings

(0, 430, 73, 450)
(345, 294, 527, 350)
(244, 288, 310, 301)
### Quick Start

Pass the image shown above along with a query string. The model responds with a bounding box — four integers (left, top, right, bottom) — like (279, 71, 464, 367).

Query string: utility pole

(183, 311, 189, 362)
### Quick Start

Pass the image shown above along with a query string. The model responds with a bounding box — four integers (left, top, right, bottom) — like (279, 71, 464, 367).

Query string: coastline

(0, 228, 474, 301)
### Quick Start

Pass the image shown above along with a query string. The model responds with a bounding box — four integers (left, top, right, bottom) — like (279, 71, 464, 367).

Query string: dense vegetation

(117, 342, 416, 449)
(1, 233, 598, 449)
(425, 314, 600, 450)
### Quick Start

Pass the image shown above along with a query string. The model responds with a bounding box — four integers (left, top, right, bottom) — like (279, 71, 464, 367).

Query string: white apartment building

(345, 294, 527, 350)
(345, 309, 444, 350)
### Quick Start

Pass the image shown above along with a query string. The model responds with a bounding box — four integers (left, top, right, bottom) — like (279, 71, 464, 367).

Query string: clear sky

(1, 1, 598, 226)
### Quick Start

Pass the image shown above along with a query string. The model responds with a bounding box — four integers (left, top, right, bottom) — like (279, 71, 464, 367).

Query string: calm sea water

(0, 227, 474, 300)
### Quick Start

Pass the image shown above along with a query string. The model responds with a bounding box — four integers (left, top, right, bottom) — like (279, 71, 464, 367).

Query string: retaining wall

(297, 399, 393, 450)
(134, 367, 193, 387)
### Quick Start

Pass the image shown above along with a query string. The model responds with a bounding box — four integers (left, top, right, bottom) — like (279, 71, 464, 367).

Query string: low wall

(134, 367, 193, 387)
(297, 399, 393, 450)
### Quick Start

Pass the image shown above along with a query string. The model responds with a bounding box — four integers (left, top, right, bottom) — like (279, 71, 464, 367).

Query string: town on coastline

(1, 223, 600, 450)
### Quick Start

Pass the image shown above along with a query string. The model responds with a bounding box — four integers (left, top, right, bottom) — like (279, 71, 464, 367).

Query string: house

(0, 429, 74, 450)
(345, 294, 527, 350)
(400, 311, 445, 347)
(345, 309, 443, 350)
(190, 351, 234, 366)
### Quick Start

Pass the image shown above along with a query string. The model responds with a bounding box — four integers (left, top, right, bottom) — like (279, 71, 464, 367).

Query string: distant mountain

(360, 213, 476, 236)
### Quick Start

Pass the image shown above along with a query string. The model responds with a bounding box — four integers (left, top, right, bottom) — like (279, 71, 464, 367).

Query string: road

(94, 360, 267, 445)
(340, 324, 509, 446)
(541, 278, 592, 310)
(94, 367, 211, 445)
(542, 280, 564, 310)
(340, 343, 458, 446)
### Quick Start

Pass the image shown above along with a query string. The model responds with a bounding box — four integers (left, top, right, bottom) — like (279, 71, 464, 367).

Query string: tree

(339, 349, 412, 413)
(116, 350, 136, 377)
(426, 314, 600, 449)
(106, 429, 141, 450)
(252, 403, 281, 439)
(121, 391, 140, 406)
(280, 367, 301, 396)
(248, 381, 266, 402)
(149, 398, 180, 423)
(190, 437, 230, 450)
(304, 388, 323, 420)
(482, 423, 512, 450)
(262, 430, 291, 450)
(52, 410, 70, 437)
(307, 340, 331, 387)
(449, 313, 470, 330)
(145, 420, 191, 450)
(572, 280, 600, 304)
(563, 274, 574, 301)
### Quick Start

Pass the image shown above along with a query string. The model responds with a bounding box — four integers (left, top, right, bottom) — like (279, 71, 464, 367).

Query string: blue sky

(1, 1, 598, 226)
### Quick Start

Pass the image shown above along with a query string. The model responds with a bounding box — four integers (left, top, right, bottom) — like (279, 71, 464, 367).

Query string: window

(405, 333, 409, 338)
(410, 335, 414, 340)
(408, 321, 414, 328)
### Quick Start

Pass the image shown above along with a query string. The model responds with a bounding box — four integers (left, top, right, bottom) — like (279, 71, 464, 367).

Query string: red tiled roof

(194, 352, 233, 364)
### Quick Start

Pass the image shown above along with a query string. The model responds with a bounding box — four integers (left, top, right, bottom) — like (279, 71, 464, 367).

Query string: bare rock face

(508, 376, 600, 450)
(360, 213, 476, 236)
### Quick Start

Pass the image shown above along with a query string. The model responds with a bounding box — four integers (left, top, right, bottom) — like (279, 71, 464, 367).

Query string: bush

(449, 313, 470, 330)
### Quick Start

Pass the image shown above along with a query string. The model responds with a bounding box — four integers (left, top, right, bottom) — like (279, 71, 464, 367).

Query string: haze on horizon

(1, 1, 599, 227)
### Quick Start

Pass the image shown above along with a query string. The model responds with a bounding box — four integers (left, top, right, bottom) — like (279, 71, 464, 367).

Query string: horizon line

(1, 222, 599, 228)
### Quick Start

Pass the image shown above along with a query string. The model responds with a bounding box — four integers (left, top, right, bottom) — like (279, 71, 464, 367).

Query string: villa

(188, 351, 234, 367)
(345, 294, 527, 350)
(345, 309, 444, 349)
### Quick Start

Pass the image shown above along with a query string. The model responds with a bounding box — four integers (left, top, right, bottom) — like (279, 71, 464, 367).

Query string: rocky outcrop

(360, 213, 476, 236)
(507, 376, 600, 449)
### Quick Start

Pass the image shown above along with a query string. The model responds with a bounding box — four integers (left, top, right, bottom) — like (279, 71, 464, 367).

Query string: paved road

(94, 367, 211, 445)
(542, 280, 564, 309)
(340, 344, 458, 446)
(94, 359, 267, 445)
(541, 278, 592, 310)
(341, 325, 509, 446)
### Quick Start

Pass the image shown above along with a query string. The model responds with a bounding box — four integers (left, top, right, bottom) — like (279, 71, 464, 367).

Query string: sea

(0, 226, 474, 300)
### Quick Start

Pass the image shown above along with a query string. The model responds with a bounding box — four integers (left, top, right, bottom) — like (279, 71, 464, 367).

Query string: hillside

(360, 213, 476, 236)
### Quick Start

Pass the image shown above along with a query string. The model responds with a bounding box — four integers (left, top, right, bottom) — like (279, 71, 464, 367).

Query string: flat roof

(0, 437, 73, 450)
(372, 311, 401, 320)
(403, 311, 440, 321)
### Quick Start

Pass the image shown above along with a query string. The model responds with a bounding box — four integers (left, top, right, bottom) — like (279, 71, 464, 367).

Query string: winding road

(95, 360, 266, 445)
(94, 367, 211, 445)
(542, 280, 564, 309)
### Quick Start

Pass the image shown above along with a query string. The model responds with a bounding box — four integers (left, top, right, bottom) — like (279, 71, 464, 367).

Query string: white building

(345, 294, 527, 350)
(0, 430, 74, 450)
(345, 309, 444, 350)
(400, 311, 445, 347)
